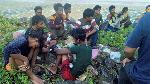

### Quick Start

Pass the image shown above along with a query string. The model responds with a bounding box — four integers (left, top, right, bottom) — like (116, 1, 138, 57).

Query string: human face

(64, 7, 71, 14)
(86, 16, 93, 22)
(111, 8, 115, 14)
(56, 7, 63, 15)
(36, 21, 44, 29)
(35, 9, 42, 15)
(146, 7, 150, 12)
(28, 37, 39, 48)
(95, 8, 101, 14)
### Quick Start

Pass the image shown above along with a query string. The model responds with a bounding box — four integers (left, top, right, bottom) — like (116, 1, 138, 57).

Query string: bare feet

(30, 75, 44, 84)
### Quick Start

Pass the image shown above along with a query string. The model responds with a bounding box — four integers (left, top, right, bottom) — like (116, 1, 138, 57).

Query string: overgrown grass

(0, 15, 30, 84)
(98, 27, 134, 58)
(0, 15, 134, 83)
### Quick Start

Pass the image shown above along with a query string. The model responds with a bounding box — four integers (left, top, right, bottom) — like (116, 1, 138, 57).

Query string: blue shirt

(126, 12, 150, 83)
(3, 36, 30, 65)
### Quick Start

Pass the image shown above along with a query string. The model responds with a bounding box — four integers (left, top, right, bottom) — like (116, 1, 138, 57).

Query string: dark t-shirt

(69, 44, 92, 77)
(3, 36, 30, 65)
(125, 12, 150, 83)
(94, 14, 103, 26)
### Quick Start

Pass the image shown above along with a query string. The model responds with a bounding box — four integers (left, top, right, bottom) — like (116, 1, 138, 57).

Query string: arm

(11, 54, 29, 66)
(49, 19, 63, 29)
(31, 48, 39, 67)
(122, 46, 136, 66)
(124, 46, 136, 60)
(122, 14, 145, 66)
(86, 20, 98, 37)
(56, 48, 71, 55)
(86, 28, 97, 38)
(28, 48, 35, 61)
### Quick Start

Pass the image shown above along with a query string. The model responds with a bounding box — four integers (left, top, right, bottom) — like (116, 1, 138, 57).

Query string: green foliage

(0, 70, 29, 84)
(98, 27, 133, 52)
(0, 16, 30, 83)
(0, 14, 134, 83)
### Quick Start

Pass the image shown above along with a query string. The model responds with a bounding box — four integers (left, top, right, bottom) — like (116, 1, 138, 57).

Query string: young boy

(50, 28, 92, 80)
(49, 3, 66, 39)
(119, 7, 132, 28)
(3, 34, 43, 84)
(30, 6, 49, 29)
(64, 3, 71, 21)
(106, 5, 118, 31)
(25, 15, 45, 66)
(76, 8, 99, 47)
(63, 3, 76, 35)
(93, 5, 103, 26)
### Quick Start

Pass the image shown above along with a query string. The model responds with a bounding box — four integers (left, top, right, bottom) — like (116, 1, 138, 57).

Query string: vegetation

(0, 15, 134, 83)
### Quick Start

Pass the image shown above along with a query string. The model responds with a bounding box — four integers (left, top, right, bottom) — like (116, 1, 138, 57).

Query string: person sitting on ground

(30, 6, 49, 29)
(48, 3, 66, 39)
(25, 15, 45, 66)
(75, 8, 99, 47)
(106, 5, 118, 31)
(64, 3, 72, 21)
(49, 28, 92, 80)
(63, 3, 76, 34)
(93, 5, 103, 26)
(119, 12, 150, 84)
(119, 7, 132, 28)
(3, 33, 43, 84)
(41, 32, 57, 63)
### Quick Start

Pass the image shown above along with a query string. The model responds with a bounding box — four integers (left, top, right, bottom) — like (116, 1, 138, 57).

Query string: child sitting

(48, 3, 66, 39)
(93, 5, 103, 26)
(106, 5, 118, 31)
(49, 28, 92, 80)
(3, 33, 43, 84)
(119, 7, 132, 28)
(25, 15, 45, 66)
(76, 8, 99, 47)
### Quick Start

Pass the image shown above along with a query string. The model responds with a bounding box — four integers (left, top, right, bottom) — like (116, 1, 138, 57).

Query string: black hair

(146, 5, 150, 9)
(31, 15, 44, 26)
(83, 8, 94, 18)
(34, 6, 42, 12)
(64, 3, 71, 10)
(109, 5, 115, 12)
(70, 28, 86, 41)
(93, 5, 101, 11)
(53, 3, 63, 11)
(26, 30, 39, 39)
(122, 7, 128, 14)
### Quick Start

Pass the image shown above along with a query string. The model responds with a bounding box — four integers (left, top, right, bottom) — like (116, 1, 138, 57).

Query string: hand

(86, 33, 89, 38)
(28, 55, 32, 61)
(49, 40, 57, 47)
(42, 47, 49, 53)
(59, 24, 64, 29)
(121, 58, 131, 67)
(56, 24, 63, 29)
(23, 57, 29, 66)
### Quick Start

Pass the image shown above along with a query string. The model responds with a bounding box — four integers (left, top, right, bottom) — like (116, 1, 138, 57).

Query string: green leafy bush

(0, 16, 30, 84)
(98, 27, 133, 51)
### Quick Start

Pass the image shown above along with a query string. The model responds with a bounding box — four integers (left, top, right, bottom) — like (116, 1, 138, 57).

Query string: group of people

(3, 2, 150, 84)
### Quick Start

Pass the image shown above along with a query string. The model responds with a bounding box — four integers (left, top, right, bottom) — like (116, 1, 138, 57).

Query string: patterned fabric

(75, 18, 99, 33)
(3, 36, 30, 65)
